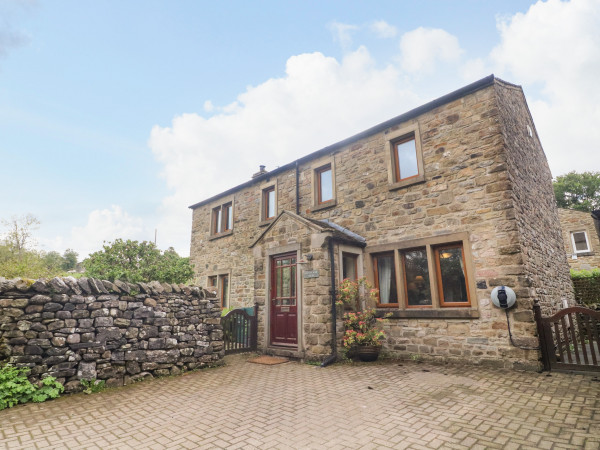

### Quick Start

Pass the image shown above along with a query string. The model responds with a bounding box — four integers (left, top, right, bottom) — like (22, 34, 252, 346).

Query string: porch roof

(249, 210, 366, 248)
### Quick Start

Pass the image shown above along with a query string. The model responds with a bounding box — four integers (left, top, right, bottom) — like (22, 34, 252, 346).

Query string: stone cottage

(189, 75, 574, 369)
(558, 208, 600, 270)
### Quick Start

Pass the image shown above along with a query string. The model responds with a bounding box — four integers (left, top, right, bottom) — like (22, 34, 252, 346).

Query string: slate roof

(250, 210, 366, 248)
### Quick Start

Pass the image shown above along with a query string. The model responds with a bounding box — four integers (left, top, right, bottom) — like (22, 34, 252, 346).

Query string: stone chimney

(252, 165, 267, 179)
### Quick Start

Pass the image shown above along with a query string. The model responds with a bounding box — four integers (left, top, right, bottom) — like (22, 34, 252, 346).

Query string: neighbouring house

(558, 208, 600, 271)
(189, 75, 574, 370)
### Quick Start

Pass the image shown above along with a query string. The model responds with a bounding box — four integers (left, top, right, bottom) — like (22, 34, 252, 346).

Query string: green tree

(42, 251, 64, 272)
(61, 248, 78, 271)
(553, 171, 600, 212)
(83, 239, 194, 284)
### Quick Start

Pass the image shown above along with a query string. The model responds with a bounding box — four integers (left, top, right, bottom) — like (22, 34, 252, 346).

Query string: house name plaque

(303, 270, 319, 279)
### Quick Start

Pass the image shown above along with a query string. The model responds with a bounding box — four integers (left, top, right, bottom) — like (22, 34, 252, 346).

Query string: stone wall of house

(0, 277, 223, 392)
(558, 208, 600, 271)
(189, 78, 571, 369)
(495, 81, 575, 316)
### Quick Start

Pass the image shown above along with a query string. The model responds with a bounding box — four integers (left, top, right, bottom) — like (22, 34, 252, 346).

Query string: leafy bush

(32, 376, 64, 403)
(570, 268, 600, 279)
(0, 365, 64, 410)
(571, 269, 600, 307)
(83, 239, 194, 284)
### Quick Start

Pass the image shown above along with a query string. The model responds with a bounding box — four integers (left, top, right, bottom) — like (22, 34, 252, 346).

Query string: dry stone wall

(0, 276, 223, 392)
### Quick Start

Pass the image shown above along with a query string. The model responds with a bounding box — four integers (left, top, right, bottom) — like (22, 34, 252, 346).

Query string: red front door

(270, 253, 297, 346)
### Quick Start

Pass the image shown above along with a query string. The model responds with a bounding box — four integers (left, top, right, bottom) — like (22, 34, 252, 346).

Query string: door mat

(247, 356, 289, 365)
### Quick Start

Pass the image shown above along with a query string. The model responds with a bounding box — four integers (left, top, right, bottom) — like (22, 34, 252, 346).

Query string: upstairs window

(571, 231, 591, 254)
(385, 124, 424, 190)
(262, 186, 276, 221)
(316, 164, 333, 204)
(212, 202, 233, 236)
(393, 134, 419, 182)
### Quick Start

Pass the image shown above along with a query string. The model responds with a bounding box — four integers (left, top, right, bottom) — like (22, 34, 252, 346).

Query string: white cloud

(399, 27, 463, 74)
(370, 20, 397, 38)
(491, 0, 600, 176)
(328, 21, 359, 49)
(149, 47, 422, 256)
(65, 205, 149, 258)
(145, 3, 600, 258)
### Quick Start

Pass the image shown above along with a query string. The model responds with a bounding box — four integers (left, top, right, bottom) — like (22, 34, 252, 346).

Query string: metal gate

(222, 304, 258, 354)
(533, 300, 600, 372)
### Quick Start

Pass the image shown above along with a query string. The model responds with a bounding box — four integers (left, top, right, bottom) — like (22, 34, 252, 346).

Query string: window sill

(574, 251, 593, 257)
(310, 200, 337, 213)
(258, 218, 275, 227)
(376, 308, 479, 319)
(208, 230, 233, 241)
(388, 174, 425, 191)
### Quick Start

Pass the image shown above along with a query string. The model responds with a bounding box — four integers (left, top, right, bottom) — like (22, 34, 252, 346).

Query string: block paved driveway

(1, 354, 599, 449)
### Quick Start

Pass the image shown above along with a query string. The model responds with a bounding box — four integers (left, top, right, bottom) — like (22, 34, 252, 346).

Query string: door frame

(265, 244, 302, 352)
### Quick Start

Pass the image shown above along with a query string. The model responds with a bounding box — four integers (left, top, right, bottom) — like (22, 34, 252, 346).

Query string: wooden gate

(222, 304, 258, 355)
(533, 300, 600, 372)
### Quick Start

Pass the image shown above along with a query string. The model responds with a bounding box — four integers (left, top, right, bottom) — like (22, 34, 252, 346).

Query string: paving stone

(0, 355, 598, 449)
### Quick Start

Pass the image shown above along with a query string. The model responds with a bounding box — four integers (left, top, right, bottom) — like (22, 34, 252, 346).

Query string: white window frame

(570, 230, 591, 254)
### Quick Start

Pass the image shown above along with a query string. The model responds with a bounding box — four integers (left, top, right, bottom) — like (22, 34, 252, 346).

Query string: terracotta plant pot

(356, 345, 381, 362)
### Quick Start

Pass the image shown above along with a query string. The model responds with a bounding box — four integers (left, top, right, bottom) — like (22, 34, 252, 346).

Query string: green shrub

(80, 378, 105, 394)
(0, 365, 64, 410)
(32, 376, 64, 403)
(570, 268, 600, 279)
(571, 269, 600, 307)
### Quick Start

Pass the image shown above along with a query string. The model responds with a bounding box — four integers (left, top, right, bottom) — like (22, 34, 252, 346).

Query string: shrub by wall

(0, 276, 223, 393)
(571, 269, 600, 309)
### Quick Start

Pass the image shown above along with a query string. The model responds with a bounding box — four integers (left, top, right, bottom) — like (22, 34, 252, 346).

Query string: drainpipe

(321, 236, 338, 367)
(295, 161, 300, 215)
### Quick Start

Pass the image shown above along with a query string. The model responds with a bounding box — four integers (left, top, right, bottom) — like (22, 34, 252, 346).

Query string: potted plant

(342, 309, 387, 362)
(336, 277, 378, 311)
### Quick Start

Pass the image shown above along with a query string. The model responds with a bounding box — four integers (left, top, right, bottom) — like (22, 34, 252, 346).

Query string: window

(385, 124, 424, 190)
(434, 244, 470, 307)
(393, 134, 419, 182)
(219, 275, 229, 308)
(311, 159, 337, 211)
(402, 248, 431, 307)
(571, 231, 591, 254)
(208, 276, 217, 288)
(208, 274, 229, 308)
(211, 202, 233, 236)
(316, 164, 333, 204)
(373, 252, 398, 307)
(368, 232, 476, 314)
(262, 185, 276, 221)
(342, 253, 358, 281)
